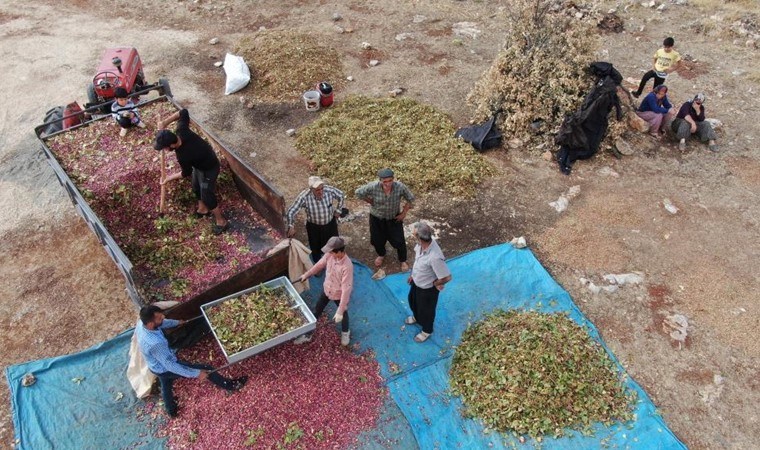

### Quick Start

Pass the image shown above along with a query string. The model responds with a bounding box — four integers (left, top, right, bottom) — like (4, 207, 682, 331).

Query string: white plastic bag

(223, 53, 250, 95)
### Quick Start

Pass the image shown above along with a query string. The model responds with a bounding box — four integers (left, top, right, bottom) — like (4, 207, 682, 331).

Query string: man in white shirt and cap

(405, 222, 452, 343)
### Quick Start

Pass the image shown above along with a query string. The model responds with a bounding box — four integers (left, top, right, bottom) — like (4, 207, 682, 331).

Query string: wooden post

(159, 149, 167, 215)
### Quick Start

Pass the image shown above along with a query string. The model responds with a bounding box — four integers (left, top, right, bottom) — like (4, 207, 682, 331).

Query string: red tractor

(41, 47, 172, 136)
(86, 47, 171, 111)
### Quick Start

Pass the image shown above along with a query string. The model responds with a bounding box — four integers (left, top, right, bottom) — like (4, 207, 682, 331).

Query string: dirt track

(1, 1, 758, 448)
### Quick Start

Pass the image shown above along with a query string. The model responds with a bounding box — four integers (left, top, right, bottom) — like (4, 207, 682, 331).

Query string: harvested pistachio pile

(206, 286, 304, 355)
(235, 31, 343, 102)
(450, 310, 635, 439)
(295, 96, 493, 196)
(468, 0, 599, 146)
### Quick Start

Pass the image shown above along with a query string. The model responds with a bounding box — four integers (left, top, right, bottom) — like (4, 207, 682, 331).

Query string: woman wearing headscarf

(671, 93, 718, 152)
(636, 84, 674, 137)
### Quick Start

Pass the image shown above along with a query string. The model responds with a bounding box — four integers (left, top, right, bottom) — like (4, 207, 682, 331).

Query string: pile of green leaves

(235, 31, 343, 103)
(450, 310, 635, 439)
(468, 0, 599, 145)
(295, 96, 493, 196)
(206, 285, 304, 355)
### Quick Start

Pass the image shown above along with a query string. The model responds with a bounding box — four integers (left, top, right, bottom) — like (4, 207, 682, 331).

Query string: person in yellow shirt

(632, 37, 681, 98)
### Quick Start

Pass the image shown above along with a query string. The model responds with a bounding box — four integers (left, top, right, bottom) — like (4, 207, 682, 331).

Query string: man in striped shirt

(355, 168, 414, 273)
(136, 305, 248, 417)
(286, 176, 346, 262)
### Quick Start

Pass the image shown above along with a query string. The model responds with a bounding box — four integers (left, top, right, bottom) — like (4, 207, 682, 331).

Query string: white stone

(412, 14, 427, 23)
(395, 33, 413, 41)
(209, 37, 219, 45)
(588, 283, 602, 294)
(285, 129, 296, 137)
(388, 87, 404, 97)
(549, 196, 569, 213)
(509, 236, 527, 249)
(368, 59, 380, 67)
(603, 273, 644, 285)
(346, 76, 354, 81)
(361, 41, 372, 50)
(214, 61, 223, 67)
(663, 198, 679, 214)
(597, 167, 620, 177)
(332, 12, 342, 21)
(335, 26, 345, 34)
(705, 118, 722, 130)
(452, 22, 482, 39)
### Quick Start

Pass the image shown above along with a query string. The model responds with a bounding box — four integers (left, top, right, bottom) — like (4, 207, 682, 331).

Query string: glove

(333, 312, 343, 323)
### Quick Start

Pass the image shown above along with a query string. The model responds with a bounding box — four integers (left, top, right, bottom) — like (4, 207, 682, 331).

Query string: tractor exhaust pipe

(112, 56, 123, 73)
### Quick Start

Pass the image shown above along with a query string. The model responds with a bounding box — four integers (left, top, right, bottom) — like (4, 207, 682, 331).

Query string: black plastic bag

(455, 114, 502, 152)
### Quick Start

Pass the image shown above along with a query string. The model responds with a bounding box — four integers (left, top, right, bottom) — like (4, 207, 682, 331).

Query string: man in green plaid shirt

(355, 168, 415, 273)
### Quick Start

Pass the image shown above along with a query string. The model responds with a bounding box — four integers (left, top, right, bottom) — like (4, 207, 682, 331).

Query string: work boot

(231, 375, 248, 391)
(341, 331, 351, 346)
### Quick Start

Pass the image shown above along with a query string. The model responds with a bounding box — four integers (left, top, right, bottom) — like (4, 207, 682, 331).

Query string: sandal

(404, 316, 417, 325)
(414, 332, 430, 343)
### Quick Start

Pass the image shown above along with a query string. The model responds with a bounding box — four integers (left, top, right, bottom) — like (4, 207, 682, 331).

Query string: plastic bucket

(317, 82, 334, 107)
(303, 90, 321, 111)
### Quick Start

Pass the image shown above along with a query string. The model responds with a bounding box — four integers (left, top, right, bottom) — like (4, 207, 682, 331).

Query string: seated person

(671, 93, 718, 152)
(111, 87, 146, 137)
(636, 85, 674, 138)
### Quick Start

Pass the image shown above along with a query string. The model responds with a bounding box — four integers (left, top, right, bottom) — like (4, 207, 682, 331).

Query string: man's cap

(694, 93, 706, 103)
(321, 236, 346, 253)
(377, 168, 394, 179)
(114, 87, 129, 98)
(154, 130, 178, 150)
(308, 176, 324, 189)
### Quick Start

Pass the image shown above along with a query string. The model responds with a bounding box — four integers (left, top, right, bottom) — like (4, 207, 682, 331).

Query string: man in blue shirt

(136, 305, 247, 417)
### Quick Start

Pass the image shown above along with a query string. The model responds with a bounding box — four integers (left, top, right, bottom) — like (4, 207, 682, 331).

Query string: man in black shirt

(154, 109, 229, 234)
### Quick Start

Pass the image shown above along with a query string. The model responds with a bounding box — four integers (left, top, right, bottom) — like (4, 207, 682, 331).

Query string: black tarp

(555, 62, 623, 174)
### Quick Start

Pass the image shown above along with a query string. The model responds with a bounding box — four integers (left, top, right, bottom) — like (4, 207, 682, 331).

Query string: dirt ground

(1, 0, 758, 449)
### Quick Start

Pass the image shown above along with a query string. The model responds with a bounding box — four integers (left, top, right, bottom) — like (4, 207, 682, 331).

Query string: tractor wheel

(42, 106, 65, 137)
(159, 77, 172, 98)
(86, 83, 98, 106)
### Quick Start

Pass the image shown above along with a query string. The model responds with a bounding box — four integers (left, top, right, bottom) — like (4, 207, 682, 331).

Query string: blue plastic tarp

(302, 243, 686, 450)
(5, 330, 166, 450)
(7, 243, 686, 449)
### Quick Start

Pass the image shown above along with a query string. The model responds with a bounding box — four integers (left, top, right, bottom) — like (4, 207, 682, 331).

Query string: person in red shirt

(295, 236, 354, 346)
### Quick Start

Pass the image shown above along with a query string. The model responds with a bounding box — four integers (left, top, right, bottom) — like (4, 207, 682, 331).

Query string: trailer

(34, 89, 289, 319)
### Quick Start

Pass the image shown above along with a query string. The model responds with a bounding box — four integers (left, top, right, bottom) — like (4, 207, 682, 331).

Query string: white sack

(223, 53, 250, 95)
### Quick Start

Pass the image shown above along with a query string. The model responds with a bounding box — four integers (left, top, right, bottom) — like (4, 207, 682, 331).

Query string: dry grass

(294, 96, 493, 197)
(234, 31, 343, 103)
(467, 0, 599, 146)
